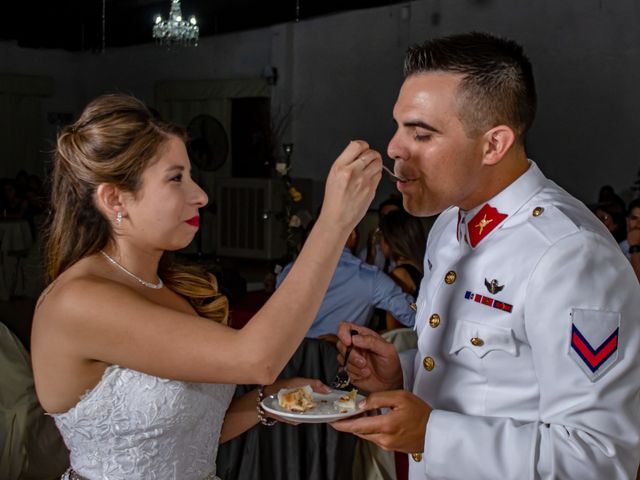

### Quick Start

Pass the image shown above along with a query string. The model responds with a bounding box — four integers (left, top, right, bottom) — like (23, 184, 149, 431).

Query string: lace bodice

(51, 365, 235, 479)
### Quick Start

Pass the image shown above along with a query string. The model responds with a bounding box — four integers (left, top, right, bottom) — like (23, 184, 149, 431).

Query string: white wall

(288, 0, 640, 206)
(1, 0, 638, 206)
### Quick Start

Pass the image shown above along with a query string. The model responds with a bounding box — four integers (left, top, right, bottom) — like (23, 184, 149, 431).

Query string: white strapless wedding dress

(50, 365, 235, 480)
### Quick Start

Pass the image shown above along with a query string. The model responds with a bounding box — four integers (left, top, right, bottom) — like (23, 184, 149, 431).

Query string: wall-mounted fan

(187, 114, 229, 171)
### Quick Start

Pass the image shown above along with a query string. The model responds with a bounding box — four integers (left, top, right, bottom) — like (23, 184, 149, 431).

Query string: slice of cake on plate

(334, 389, 358, 413)
(277, 385, 316, 412)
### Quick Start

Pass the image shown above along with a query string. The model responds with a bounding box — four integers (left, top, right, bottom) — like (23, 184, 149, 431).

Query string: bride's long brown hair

(45, 93, 227, 324)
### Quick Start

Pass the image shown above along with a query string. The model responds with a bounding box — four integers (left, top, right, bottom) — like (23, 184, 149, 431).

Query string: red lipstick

(186, 216, 200, 227)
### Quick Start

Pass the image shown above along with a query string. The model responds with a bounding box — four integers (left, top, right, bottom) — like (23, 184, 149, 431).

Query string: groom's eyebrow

(402, 119, 442, 134)
(391, 118, 442, 134)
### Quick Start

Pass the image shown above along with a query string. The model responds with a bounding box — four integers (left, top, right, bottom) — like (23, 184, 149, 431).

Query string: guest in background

(598, 184, 626, 214)
(379, 210, 433, 330)
(276, 225, 416, 342)
(0, 180, 28, 219)
(593, 201, 627, 243)
(359, 195, 403, 271)
(620, 198, 640, 281)
(30, 93, 381, 479)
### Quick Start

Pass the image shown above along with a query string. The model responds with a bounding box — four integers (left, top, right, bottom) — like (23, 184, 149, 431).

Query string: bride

(30, 93, 381, 479)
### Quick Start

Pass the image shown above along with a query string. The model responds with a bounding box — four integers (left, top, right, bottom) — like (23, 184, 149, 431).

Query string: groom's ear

(481, 125, 516, 166)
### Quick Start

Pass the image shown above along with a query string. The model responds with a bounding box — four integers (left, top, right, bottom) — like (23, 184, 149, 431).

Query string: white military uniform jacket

(403, 162, 640, 479)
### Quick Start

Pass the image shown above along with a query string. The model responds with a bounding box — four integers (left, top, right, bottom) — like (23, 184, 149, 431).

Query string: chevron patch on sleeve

(568, 308, 620, 382)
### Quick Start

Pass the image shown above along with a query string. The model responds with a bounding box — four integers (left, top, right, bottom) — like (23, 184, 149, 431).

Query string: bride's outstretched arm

(38, 140, 381, 387)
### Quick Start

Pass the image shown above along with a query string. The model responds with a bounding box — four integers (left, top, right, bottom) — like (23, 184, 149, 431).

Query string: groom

(332, 32, 640, 479)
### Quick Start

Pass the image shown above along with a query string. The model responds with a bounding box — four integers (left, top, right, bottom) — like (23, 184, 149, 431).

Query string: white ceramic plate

(260, 389, 365, 424)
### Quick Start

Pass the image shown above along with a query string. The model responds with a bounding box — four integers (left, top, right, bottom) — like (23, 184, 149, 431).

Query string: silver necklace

(100, 251, 163, 289)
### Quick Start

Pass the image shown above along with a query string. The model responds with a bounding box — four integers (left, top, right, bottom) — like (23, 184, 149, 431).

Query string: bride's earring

(116, 211, 123, 225)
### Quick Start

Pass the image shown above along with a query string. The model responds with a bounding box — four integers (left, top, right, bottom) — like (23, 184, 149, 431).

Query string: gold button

(409, 303, 417, 312)
(429, 314, 441, 328)
(532, 207, 544, 217)
(470, 337, 484, 347)
(444, 271, 457, 284)
(423, 356, 435, 371)
(411, 453, 423, 462)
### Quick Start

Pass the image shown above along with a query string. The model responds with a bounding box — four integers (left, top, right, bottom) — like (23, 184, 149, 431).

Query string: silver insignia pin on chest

(484, 278, 504, 295)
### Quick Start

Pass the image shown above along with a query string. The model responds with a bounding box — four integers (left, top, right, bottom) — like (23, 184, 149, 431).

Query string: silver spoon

(382, 164, 407, 183)
(331, 329, 358, 389)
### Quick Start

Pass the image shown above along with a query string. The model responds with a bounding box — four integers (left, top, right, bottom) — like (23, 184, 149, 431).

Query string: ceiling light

(152, 0, 199, 47)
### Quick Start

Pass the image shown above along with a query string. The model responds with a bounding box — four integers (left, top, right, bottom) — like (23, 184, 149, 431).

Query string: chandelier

(152, 0, 199, 47)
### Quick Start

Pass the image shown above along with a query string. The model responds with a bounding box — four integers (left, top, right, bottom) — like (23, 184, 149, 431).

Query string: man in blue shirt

(276, 228, 416, 338)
